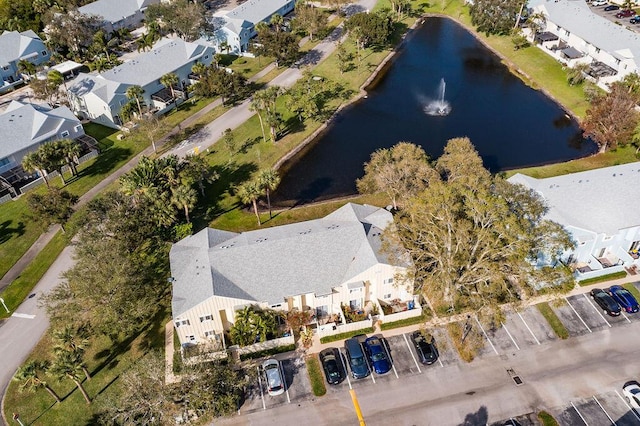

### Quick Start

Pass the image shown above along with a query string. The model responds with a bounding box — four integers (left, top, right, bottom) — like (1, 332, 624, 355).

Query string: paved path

(0, 3, 374, 422)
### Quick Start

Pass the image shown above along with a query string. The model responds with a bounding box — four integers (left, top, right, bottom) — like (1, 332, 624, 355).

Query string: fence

(0, 193, 12, 205)
(317, 318, 373, 338)
(380, 306, 423, 323)
(237, 335, 295, 356)
(17, 149, 99, 196)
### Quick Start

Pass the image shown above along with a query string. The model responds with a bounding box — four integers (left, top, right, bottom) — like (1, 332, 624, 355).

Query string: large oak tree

(384, 138, 574, 318)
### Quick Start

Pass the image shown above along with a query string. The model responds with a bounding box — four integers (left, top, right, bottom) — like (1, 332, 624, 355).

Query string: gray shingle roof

(225, 0, 293, 25)
(171, 203, 396, 317)
(0, 30, 45, 67)
(78, 0, 155, 24)
(507, 162, 640, 235)
(0, 101, 80, 159)
(538, 0, 640, 63)
(68, 38, 212, 104)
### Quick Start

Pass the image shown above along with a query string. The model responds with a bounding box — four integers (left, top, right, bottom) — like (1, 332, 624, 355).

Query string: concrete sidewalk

(306, 275, 640, 354)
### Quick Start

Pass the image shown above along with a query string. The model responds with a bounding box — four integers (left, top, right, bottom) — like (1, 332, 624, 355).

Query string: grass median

(306, 355, 327, 397)
(536, 302, 570, 340)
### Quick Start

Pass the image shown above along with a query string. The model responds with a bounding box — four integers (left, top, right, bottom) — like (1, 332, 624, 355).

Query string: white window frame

(60, 130, 70, 138)
(199, 314, 213, 322)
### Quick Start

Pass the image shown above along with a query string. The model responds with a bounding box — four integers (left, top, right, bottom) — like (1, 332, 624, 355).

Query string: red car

(616, 9, 635, 18)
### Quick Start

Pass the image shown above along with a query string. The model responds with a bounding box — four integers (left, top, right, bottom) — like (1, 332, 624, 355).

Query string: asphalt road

(218, 321, 640, 425)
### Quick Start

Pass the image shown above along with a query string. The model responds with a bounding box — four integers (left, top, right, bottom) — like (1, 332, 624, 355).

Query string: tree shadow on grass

(0, 220, 26, 244)
(76, 147, 132, 179)
(190, 161, 258, 230)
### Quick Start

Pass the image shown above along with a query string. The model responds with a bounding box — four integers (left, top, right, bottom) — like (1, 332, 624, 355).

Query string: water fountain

(424, 78, 451, 116)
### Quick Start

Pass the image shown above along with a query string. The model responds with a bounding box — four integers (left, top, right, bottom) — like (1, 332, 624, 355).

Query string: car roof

(263, 358, 279, 368)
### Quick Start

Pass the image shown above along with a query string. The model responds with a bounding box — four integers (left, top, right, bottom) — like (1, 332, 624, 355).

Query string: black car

(319, 348, 346, 385)
(631, 15, 640, 24)
(411, 331, 438, 365)
(590, 288, 622, 316)
(604, 4, 620, 10)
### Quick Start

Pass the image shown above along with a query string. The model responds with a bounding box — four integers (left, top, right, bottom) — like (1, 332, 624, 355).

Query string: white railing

(317, 319, 373, 337)
(0, 193, 12, 205)
(381, 306, 422, 323)
(237, 335, 295, 356)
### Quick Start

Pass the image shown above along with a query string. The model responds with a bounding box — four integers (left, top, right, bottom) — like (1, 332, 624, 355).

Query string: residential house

(209, 0, 296, 55)
(527, 0, 640, 87)
(508, 163, 640, 281)
(0, 101, 93, 189)
(78, 0, 162, 33)
(170, 203, 414, 347)
(0, 30, 50, 93)
(67, 38, 214, 129)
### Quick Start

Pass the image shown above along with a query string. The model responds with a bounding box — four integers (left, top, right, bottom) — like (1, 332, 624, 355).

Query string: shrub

(306, 355, 326, 396)
(380, 313, 428, 330)
(239, 343, 296, 361)
(538, 411, 559, 426)
(577, 271, 627, 286)
(319, 327, 374, 344)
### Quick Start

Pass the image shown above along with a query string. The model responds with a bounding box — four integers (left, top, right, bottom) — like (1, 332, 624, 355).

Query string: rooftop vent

(327, 224, 339, 230)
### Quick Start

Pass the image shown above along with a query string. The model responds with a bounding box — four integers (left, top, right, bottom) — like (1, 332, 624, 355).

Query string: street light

(0, 297, 9, 314)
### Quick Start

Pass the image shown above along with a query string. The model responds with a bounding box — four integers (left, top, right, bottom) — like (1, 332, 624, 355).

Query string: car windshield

(618, 289, 633, 299)
(596, 293, 618, 308)
(372, 352, 386, 362)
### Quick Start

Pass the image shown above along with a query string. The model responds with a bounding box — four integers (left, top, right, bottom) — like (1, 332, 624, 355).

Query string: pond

(273, 17, 597, 205)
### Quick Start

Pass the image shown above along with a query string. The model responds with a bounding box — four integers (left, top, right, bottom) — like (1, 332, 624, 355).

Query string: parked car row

(590, 286, 640, 317)
(319, 332, 439, 385)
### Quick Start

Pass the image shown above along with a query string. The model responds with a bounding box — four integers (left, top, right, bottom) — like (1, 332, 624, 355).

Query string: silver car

(262, 358, 285, 396)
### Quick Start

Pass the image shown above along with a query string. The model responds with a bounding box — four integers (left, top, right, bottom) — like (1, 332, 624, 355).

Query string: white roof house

(508, 163, 640, 279)
(78, 0, 161, 33)
(0, 30, 50, 92)
(67, 38, 214, 128)
(0, 101, 85, 184)
(529, 0, 640, 86)
(170, 203, 414, 345)
(209, 0, 296, 54)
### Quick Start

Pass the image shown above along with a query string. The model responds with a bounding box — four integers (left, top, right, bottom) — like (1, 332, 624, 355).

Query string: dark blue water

(274, 17, 597, 205)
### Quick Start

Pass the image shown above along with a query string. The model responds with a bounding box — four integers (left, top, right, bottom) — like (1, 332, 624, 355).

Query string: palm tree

(236, 180, 263, 226)
(249, 91, 268, 144)
(51, 351, 91, 404)
(171, 185, 197, 223)
(18, 59, 36, 80)
(59, 139, 81, 176)
(270, 13, 284, 32)
(257, 169, 280, 219)
(13, 360, 61, 403)
(119, 156, 161, 203)
(52, 325, 91, 381)
(160, 72, 179, 105)
(22, 151, 51, 188)
(41, 141, 68, 185)
(125, 85, 145, 117)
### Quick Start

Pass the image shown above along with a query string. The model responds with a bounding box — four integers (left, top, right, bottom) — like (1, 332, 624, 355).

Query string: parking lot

(589, 2, 640, 31)
(239, 283, 640, 423)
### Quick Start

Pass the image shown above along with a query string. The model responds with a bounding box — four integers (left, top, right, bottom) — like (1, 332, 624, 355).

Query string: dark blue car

(363, 337, 392, 374)
(608, 285, 639, 313)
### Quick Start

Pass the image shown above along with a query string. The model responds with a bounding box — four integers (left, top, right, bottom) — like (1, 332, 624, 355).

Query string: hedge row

(380, 313, 427, 331)
(319, 327, 374, 344)
(239, 343, 296, 361)
(577, 271, 627, 286)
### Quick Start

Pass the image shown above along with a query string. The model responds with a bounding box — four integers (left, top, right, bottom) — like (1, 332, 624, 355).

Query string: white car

(262, 358, 285, 396)
(591, 0, 607, 6)
(623, 380, 640, 408)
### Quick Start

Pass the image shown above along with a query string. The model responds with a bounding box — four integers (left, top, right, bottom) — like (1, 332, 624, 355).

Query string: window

(349, 299, 361, 310)
(175, 319, 190, 327)
(271, 303, 282, 309)
(204, 55, 209, 59)
(595, 47, 600, 54)
(384, 293, 392, 300)
(564, 30, 570, 37)
(2, 66, 9, 71)
(60, 130, 70, 138)
(74, 125, 82, 133)
(187, 335, 196, 342)
(204, 330, 216, 338)
(0, 158, 10, 167)
(316, 305, 328, 317)
(119, 99, 126, 106)
(41, 51, 47, 56)
(384, 277, 394, 284)
(199, 314, 213, 322)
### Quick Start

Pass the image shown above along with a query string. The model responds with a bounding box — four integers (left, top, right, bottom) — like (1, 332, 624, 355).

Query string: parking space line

(583, 293, 612, 328)
(621, 310, 632, 324)
(402, 333, 422, 374)
(501, 322, 520, 351)
(474, 317, 499, 355)
(516, 309, 540, 345)
(571, 401, 589, 425)
(564, 297, 592, 333)
(339, 350, 352, 390)
(382, 338, 399, 379)
(592, 395, 616, 425)
(437, 356, 443, 368)
(615, 389, 640, 422)
(257, 367, 266, 410)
